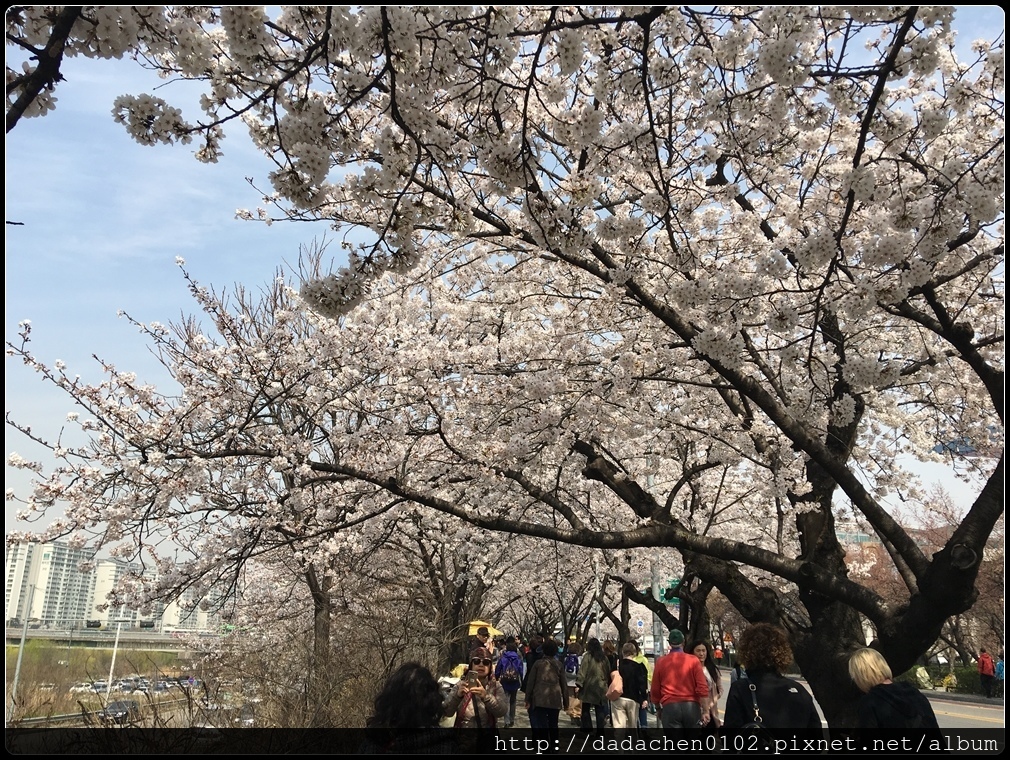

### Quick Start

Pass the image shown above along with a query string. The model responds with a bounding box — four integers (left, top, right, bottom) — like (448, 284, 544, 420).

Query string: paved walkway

(496, 694, 656, 731)
(439, 687, 590, 730)
(443, 670, 1003, 729)
(924, 688, 1005, 707)
(504, 696, 590, 730)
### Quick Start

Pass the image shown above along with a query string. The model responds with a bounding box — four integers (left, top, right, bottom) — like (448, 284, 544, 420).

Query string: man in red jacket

(978, 649, 996, 698)
(650, 629, 709, 737)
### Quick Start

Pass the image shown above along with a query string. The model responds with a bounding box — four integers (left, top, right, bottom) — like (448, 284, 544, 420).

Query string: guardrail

(8, 712, 85, 728)
(7, 698, 195, 729)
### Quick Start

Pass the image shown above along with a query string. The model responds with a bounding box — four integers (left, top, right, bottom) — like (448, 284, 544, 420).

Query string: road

(5, 627, 200, 653)
(930, 694, 1004, 729)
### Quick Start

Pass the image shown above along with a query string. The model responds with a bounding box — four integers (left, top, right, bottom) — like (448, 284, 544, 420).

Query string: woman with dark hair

(603, 640, 619, 673)
(368, 662, 445, 728)
(444, 646, 508, 731)
(688, 639, 723, 732)
(522, 634, 545, 693)
(575, 637, 611, 735)
(525, 638, 569, 745)
(722, 624, 821, 731)
(360, 662, 456, 753)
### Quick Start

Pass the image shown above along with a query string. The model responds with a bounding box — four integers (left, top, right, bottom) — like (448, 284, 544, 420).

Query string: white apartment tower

(91, 558, 162, 626)
(6, 539, 229, 631)
(4, 541, 97, 627)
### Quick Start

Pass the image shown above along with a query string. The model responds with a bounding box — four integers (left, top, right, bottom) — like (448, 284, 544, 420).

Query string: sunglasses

(470, 658, 493, 666)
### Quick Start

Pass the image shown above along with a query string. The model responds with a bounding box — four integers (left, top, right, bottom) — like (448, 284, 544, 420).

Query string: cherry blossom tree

(6, 260, 530, 679)
(354, 506, 535, 671)
(7, 269, 370, 607)
(6, 7, 1004, 728)
(497, 545, 640, 644)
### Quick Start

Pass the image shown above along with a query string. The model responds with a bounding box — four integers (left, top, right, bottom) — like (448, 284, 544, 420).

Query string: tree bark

(304, 564, 334, 728)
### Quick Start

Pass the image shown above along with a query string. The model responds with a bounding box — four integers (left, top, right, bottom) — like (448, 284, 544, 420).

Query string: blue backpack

(564, 652, 580, 674)
(498, 652, 522, 690)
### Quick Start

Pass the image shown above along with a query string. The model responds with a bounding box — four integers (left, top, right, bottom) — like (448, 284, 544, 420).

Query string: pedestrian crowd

(362, 622, 987, 753)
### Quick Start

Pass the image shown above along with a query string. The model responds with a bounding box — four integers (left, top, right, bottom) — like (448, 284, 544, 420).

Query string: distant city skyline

(4, 539, 222, 632)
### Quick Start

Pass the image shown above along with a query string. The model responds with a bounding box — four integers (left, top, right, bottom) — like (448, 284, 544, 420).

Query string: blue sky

(5, 8, 1004, 533)
(5, 53, 318, 529)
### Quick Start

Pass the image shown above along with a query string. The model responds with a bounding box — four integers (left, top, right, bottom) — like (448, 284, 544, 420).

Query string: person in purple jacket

(494, 636, 525, 727)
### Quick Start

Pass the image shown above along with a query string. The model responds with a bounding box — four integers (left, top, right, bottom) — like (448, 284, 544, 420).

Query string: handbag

(605, 669, 624, 701)
(567, 695, 582, 719)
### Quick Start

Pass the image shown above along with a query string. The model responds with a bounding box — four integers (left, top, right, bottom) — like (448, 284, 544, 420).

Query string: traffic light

(86, 620, 102, 628)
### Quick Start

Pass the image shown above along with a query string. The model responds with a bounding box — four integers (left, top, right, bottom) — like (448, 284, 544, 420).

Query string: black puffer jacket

(857, 681, 940, 730)
(723, 668, 821, 730)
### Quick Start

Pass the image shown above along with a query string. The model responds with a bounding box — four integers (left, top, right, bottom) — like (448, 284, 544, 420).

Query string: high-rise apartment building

(5, 540, 224, 631)
(4, 541, 97, 627)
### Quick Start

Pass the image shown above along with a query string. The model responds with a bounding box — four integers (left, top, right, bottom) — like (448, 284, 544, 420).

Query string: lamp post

(651, 559, 663, 656)
(593, 556, 602, 640)
(106, 620, 127, 698)
(64, 622, 77, 666)
(6, 584, 38, 726)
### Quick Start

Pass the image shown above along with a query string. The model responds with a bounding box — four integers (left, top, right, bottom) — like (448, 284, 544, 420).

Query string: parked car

(234, 703, 255, 727)
(100, 700, 141, 725)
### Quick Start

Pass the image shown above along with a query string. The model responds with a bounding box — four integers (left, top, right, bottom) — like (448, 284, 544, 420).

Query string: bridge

(5, 627, 209, 653)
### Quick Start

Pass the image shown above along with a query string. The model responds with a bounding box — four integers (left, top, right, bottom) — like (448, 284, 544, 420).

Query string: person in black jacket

(611, 642, 650, 730)
(522, 634, 545, 692)
(360, 662, 459, 754)
(848, 647, 941, 732)
(722, 624, 822, 731)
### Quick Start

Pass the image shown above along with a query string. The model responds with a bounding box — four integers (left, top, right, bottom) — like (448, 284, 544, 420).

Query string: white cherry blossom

(5, 6, 1003, 729)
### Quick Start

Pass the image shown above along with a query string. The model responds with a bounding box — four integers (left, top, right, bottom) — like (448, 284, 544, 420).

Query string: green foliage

(949, 666, 982, 694)
(896, 664, 983, 694)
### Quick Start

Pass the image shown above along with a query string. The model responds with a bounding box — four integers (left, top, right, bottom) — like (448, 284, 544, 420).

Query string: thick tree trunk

(680, 575, 714, 645)
(791, 602, 866, 731)
(443, 578, 479, 672)
(945, 618, 977, 666)
(305, 565, 334, 728)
